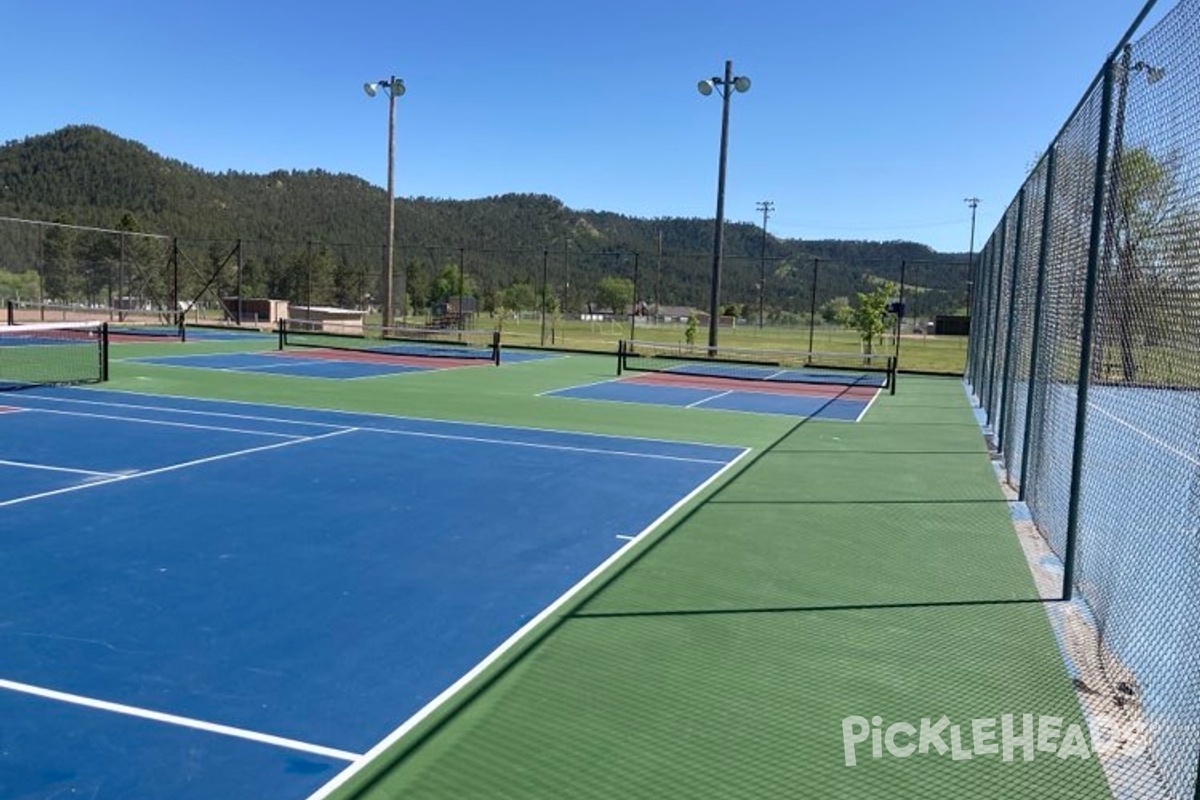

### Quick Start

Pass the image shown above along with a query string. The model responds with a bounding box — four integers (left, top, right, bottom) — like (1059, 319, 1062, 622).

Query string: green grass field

(176, 308, 970, 374)
(498, 317, 968, 373)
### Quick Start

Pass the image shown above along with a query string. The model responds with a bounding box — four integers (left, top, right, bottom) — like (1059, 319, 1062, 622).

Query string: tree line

(1, 125, 972, 321)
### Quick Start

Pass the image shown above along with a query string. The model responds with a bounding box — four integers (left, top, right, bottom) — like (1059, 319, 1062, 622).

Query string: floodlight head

(364, 82, 378, 97)
(697, 79, 714, 96)
(733, 76, 751, 93)
(391, 78, 406, 96)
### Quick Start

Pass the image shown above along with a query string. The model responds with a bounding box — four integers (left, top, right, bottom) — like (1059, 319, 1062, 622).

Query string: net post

(277, 318, 286, 351)
(5, 299, 13, 326)
(100, 322, 110, 382)
(888, 355, 896, 396)
(492, 330, 501, 366)
(178, 310, 187, 343)
(617, 339, 625, 376)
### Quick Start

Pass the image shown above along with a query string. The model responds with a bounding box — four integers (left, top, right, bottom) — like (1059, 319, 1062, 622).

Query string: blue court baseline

(0, 388, 745, 799)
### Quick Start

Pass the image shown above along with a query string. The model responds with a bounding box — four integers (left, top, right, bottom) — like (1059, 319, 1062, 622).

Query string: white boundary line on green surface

(0, 678, 360, 762)
(305, 444, 755, 800)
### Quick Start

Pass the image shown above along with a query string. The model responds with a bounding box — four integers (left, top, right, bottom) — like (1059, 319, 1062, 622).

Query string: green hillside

(0, 125, 969, 321)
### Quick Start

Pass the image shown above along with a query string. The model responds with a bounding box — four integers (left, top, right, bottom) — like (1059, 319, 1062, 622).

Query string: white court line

(11, 395, 348, 431)
(686, 389, 733, 409)
(535, 377, 620, 397)
(853, 388, 883, 423)
(0, 429, 357, 509)
(306, 444, 754, 800)
(0, 459, 125, 478)
(17, 393, 735, 464)
(1089, 402, 1200, 468)
(0, 678, 360, 762)
(359, 424, 730, 465)
(17, 406, 310, 440)
(30, 388, 743, 453)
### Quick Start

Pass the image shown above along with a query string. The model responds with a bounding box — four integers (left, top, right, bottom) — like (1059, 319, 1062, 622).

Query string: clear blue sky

(0, 0, 1169, 252)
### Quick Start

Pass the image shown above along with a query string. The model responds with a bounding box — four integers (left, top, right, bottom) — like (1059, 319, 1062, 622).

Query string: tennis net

(619, 340, 896, 392)
(0, 321, 109, 390)
(279, 319, 501, 365)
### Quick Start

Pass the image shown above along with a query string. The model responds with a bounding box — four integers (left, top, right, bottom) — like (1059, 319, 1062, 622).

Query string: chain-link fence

(2, 214, 973, 370)
(966, 1, 1200, 797)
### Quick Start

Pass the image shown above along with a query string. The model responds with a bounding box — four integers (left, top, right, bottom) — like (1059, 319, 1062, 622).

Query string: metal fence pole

(540, 248, 549, 346)
(985, 219, 1009, 425)
(1018, 146, 1057, 502)
(977, 243, 994, 395)
(894, 258, 906, 365)
(807, 257, 819, 357)
(998, 189, 1027, 459)
(1062, 55, 1117, 602)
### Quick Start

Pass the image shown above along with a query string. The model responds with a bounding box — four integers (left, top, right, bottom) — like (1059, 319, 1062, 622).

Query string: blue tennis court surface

(545, 377, 878, 420)
(656, 360, 890, 387)
(0, 388, 744, 799)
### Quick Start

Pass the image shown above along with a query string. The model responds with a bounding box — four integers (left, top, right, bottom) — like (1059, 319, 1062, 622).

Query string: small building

(220, 297, 290, 325)
(288, 305, 365, 334)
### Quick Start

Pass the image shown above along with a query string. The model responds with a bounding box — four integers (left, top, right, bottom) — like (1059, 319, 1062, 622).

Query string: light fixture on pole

(756, 199, 774, 329)
(364, 76, 406, 328)
(698, 60, 751, 352)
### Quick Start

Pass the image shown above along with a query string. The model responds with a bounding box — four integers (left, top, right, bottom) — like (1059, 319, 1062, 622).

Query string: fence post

(1018, 146, 1057, 502)
(540, 248, 549, 347)
(998, 188, 1027, 460)
(236, 239, 244, 325)
(894, 258, 906, 365)
(630, 252, 640, 341)
(1062, 55, 1117, 602)
(985, 219, 1009, 426)
(974, 241, 994, 401)
(807, 257, 819, 358)
(170, 237, 179, 320)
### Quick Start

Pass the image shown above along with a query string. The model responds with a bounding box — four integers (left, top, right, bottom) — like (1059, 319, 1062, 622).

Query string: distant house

(654, 305, 697, 323)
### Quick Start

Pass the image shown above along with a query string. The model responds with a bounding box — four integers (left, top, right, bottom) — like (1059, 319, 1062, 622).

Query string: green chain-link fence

(966, 1, 1200, 797)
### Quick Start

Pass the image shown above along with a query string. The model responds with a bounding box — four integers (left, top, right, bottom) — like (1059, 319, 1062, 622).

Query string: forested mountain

(0, 126, 969, 320)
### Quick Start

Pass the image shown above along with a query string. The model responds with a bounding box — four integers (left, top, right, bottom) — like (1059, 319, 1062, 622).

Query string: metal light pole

(756, 199, 773, 329)
(698, 60, 751, 352)
(964, 197, 980, 313)
(364, 76, 405, 329)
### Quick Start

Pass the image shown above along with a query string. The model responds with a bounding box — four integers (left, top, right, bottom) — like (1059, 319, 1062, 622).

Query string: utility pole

(756, 200, 774, 329)
(964, 197, 980, 313)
